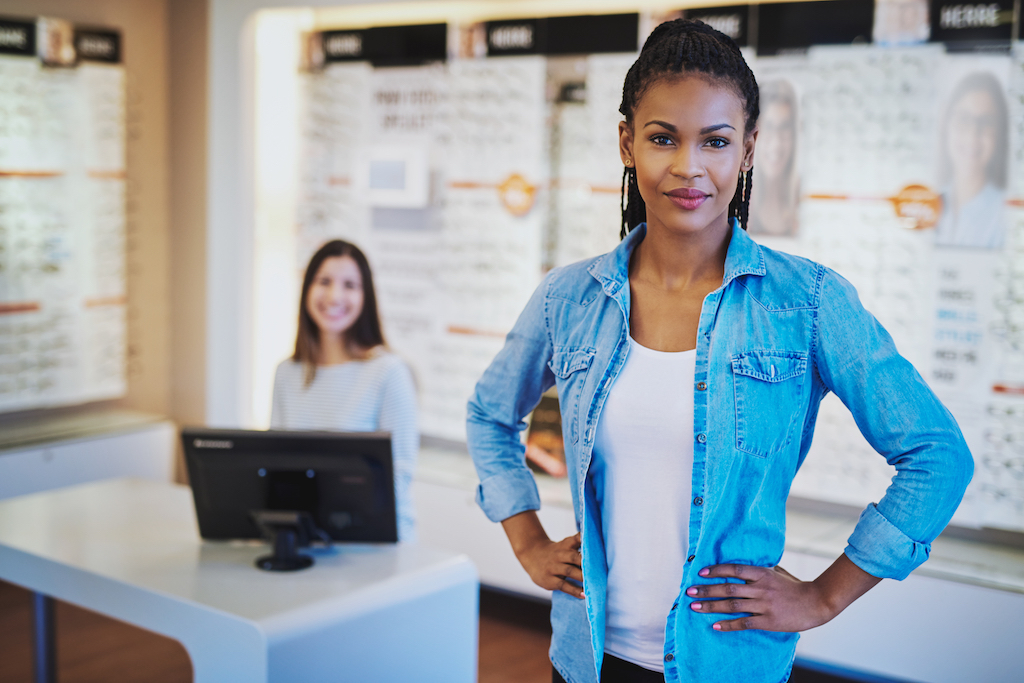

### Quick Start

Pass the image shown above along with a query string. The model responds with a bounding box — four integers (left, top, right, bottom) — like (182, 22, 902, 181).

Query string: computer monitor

(183, 428, 398, 544)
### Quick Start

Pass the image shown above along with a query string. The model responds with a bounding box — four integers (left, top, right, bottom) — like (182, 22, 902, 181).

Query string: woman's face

(947, 87, 999, 185)
(620, 75, 754, 238)
(305, 255, 364, 339)
(757, 100, 794, 180)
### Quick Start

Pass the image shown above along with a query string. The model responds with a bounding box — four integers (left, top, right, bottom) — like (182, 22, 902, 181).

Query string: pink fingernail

(713, 623, 721, 631)
(686, 587, 697, 596)
(690, 603, 702, 610)
(699, 568, 709, 577)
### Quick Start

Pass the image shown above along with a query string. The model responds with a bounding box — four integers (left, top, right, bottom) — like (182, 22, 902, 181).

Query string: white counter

(0, 477, 478, 683)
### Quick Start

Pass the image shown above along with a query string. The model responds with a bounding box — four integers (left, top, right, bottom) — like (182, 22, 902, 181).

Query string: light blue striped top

(270, 351, 418, 541)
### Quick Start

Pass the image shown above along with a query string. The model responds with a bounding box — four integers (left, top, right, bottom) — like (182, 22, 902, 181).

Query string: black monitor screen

(182, 428, 397, 543)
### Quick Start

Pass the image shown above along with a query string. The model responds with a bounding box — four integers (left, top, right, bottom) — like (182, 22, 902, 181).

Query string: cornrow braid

(620, 166, 646, 239)
(728, 166, 753, 232)
(618, 19, 760, 235)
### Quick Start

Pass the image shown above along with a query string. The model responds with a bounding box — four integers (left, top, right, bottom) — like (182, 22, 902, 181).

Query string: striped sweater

(270, 351, 418, 541)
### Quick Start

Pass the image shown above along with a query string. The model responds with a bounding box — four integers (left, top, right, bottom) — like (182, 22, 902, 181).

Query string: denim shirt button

(696, 433, 707, 444)
(696, 381, 707, 391)
(693, 497, 704, 506)
(586, 427, 594, 442)
(665, 654, 675, 662)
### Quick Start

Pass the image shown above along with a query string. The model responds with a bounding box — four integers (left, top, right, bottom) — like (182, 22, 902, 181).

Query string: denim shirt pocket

(732, 350, 808, 458)
(548, 346, 596, 446)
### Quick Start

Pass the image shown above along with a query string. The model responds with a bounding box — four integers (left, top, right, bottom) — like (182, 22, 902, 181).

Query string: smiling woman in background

(271, 239, 418, 541)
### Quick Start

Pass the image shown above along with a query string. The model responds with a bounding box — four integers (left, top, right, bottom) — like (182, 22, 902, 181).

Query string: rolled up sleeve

(814, 268, 974, 580)
(467, 271, 558, 523)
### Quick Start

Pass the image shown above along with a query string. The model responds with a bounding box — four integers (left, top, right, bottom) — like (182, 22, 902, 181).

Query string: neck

(951, 171, 986, 213)
(631, 214, 732, 291)
(318, 334, 359, 365)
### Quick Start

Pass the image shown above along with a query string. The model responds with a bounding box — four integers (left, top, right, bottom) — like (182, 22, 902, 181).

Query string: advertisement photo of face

(872, 0, 930, 46)
(936, 72, 1009, 250)
(748, 79, 800, 238)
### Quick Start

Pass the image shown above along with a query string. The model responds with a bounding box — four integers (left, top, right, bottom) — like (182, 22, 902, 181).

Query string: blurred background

(0, 1, 1022, 682)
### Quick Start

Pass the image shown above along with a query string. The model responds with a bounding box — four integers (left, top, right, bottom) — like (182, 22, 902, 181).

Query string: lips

(666, 187, 709, 211)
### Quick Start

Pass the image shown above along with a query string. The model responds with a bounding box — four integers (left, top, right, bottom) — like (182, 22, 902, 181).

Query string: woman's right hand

(501, 511, 584, 599)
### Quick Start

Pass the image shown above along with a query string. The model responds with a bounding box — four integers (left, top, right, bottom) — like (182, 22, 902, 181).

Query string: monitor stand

(250, 510, 321, 571)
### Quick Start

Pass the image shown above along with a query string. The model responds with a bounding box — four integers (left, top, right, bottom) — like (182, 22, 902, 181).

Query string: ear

(618, 121, 634, 168)
(741, 126, 758, 171)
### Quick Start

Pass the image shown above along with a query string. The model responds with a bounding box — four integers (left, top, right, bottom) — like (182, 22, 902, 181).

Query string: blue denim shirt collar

(587, 219, 767, 299)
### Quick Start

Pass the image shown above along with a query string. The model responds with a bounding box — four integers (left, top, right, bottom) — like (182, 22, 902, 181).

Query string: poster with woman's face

(872, 0, 930, 46)
(749, 78, 800, 238)
(935, 57, 1011, 250)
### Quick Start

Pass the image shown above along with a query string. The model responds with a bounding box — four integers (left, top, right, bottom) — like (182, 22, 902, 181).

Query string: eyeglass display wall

(256, 2, 1024, 534)
(0, 17, 126, 412)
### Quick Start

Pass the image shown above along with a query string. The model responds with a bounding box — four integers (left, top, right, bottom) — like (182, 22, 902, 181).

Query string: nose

(669, 143, 704, 179)
(328, 283, 346, 303)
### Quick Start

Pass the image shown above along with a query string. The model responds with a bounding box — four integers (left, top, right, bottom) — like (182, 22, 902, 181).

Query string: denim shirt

(467, 221, 973, 683)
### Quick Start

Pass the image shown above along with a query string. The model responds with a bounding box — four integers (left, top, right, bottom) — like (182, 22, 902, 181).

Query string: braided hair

(619, 19, 759, 238)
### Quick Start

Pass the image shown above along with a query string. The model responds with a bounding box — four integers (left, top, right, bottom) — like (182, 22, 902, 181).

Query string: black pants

(553, 654, 666, 683)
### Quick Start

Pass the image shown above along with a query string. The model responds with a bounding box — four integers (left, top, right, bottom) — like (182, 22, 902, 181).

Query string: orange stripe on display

(0, 170, 63, 178)
(88, 170, 127, 180)
(993, 384, 1024, 395)
(447, 325, 507, 338)
(806, 193, 864, 201)
(449, 181, 494, 189)
(0, 302, 41, 314)
(85, 296, 127, 308)
(328, 176, 350, 185)
(810, 194, 1024, 207)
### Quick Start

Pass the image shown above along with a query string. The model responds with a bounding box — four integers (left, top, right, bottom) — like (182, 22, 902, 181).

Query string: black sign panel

(757, 0, 875, 56)
(322, 30, 366, 61)
(0, 17, 35, 56)
(545, 14, 639, 55)
(931, 0, 1013, 49)
(684, 6, 751, 47)
(364, 24, 446, 66)
(486, 14, 639, 56)
(75, 29, 121, 63)
(486, 19, 544, 55)
(323, 24, 446, 66)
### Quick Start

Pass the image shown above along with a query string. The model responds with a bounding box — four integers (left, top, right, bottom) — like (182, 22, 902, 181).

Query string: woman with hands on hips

(467, 20, 973, 683)
(272, 240, 418, 541)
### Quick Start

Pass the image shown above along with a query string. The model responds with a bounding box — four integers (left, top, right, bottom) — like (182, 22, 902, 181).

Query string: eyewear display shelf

(0, 478, 478, 683)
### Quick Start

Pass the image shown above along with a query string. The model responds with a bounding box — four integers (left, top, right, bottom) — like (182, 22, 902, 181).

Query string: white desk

(0, 478, 479, 683)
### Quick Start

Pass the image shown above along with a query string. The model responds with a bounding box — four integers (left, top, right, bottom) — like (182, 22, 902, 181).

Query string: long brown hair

(294, 240, 386, 384)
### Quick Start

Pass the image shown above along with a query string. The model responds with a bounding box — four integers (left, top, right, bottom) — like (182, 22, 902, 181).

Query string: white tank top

(591, 337, 695, 672)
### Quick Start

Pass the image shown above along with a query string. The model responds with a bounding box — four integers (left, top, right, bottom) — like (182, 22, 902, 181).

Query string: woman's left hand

(686, 555, 881, 633)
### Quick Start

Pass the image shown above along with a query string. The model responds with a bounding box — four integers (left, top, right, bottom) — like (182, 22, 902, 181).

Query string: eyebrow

(643, 120, 736, 135)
